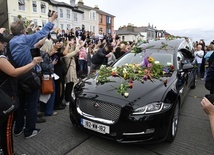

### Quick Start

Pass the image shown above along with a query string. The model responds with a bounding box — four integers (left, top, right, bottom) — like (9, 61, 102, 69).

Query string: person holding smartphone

(201, 97, 214, 138)
(9, 11, 58, 139)
(0, 34, 43, 155)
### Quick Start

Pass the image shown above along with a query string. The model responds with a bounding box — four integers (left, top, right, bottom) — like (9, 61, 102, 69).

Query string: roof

(43, 0, 83, 13)
(116, 26, 148, 35)
(77, 3, 115, 17)
(116, 29, 139, 35)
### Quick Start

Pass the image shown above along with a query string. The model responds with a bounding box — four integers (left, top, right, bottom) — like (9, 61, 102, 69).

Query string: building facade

(116, 23, 167, 42)
(76, 0, 115, 35)
(0, 0, 83, 32)
(0, 0, 115, 36)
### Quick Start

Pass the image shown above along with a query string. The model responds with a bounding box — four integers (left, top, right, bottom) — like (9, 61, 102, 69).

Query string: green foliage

(95, 57, 174, 97)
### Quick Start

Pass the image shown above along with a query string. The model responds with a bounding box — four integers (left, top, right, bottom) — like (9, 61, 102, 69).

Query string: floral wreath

(95, 56, 174, 97)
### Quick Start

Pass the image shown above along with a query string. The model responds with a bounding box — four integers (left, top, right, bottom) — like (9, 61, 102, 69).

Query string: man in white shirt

(194, 44, 204, 80)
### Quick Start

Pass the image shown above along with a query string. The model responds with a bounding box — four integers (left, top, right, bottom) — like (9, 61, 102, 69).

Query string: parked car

(69, 38, 196, 143)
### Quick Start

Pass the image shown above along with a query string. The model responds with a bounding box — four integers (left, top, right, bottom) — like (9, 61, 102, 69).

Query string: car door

(176, 51, 191, 101)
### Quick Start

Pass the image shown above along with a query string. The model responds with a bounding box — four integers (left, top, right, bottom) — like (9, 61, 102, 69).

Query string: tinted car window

(114, 50, 173, 67)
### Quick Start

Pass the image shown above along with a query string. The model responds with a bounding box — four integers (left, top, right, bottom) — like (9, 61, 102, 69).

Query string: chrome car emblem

(93, 102, 100, 110)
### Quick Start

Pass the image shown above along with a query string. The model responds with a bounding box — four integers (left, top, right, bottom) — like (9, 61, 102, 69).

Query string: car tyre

(69, 97, 78, 127)
(166, 102, 180, 142)
(190, 76, 196, 89)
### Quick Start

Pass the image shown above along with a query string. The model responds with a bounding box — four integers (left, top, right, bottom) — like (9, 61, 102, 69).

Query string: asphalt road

(14, 80, 214, 155)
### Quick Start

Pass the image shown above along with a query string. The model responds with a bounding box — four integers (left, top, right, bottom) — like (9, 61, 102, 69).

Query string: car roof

(141, 38, 191, 50)
(138, 38, 194, 57)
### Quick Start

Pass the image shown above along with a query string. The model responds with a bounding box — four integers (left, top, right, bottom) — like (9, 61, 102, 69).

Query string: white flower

(100, 65, 106, 69)
(124, 92, 129, 97)
(112, 67, 117, 71)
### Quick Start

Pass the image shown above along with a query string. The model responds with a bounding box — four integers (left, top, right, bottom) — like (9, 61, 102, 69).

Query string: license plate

(81, 119, 110, 134)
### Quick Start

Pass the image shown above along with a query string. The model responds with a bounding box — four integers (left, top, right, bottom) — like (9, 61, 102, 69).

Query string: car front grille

(78, 98, 121, 122)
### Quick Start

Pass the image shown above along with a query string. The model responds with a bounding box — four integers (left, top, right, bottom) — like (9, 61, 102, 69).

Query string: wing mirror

(182, 64, 194, 72)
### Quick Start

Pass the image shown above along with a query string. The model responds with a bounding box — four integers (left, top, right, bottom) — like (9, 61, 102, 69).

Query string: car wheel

(69, 97, 78, 127)
(190, 76, 196, 89)
(166, 102, 180, 142)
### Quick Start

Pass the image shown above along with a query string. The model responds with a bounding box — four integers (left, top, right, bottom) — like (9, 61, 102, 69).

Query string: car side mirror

(182, 64, 194, 72)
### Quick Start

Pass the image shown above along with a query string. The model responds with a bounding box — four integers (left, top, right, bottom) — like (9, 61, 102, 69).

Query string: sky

(58, 0, 214, 45)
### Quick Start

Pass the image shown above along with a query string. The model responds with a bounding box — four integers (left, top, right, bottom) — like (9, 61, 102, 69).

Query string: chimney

(70, 0, 76, 7)
(78, 0, 84, 5)
(127, 23, 131, 26)
(94, 5, 99, 10)
(127, 23, 134, 32)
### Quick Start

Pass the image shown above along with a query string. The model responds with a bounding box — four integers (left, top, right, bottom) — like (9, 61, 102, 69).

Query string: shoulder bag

(41, 74, 54, 94)
(7, 47, 42, 94)
(0, 79, 19, 116)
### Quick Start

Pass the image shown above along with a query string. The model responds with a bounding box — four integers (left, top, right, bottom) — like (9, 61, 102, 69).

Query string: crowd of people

(0, 11, 214, 154)
(190, 39, 214, 138)
(0, 11, 134, 155)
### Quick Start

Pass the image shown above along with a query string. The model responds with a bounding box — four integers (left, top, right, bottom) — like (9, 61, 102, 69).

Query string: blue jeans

(196, 63, 202, 77)
(14, 89, 39, 135)
(40, 79, 56, 115)
(78, 60, 87, 73)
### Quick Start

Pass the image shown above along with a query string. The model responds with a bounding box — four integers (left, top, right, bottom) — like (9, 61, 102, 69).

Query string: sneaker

(51, 111, 58, 116)
(36, 117, 46, 123)
(37, 111, 44, 117)
(54, 105, 65, 110)
(25, 129, 42, 139)
(66, 101, 69, 106)
(14, 127, 25, 137)
(44, 111, 58, 116)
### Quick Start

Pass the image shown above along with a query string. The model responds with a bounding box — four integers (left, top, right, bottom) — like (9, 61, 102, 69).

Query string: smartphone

(48, 10, 55, 17)
(205, 94, 214, 105)
(30, 48, 41, 57)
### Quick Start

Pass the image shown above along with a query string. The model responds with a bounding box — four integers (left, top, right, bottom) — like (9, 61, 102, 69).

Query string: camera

(205, 94, 214, 105)
(30, 48, 41, 57)
(48, 10, 55, 17)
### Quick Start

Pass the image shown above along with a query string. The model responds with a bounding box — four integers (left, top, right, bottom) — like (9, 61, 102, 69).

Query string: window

(89, 26, 95, 32)
(13, 16, 18, 22)
(99, 15, 103, 23)
(107, 16, 111, 24)
(42, 20, 47, 27)
(18, 0, 25, 11)
(32, 1, 37, 12)
(60, 9, 63, 18)
(122, 36, 125, 41)
(74, 13, 77, 22)
(89, 11, 96, 20)
(33, 19, 38, 27)
(60, 24, 64, 30)
(67, 24, 71, 30)
(66, 10, 70, 19)
(41, 2, 46, 13)
(93, 12, 96, 20)
(107, 29, 111, 34)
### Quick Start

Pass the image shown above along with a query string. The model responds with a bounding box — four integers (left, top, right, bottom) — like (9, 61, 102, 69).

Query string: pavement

(13, 79, 214, 155)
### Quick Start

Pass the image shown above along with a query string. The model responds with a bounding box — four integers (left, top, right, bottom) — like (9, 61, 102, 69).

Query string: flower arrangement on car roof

(95, 56, 174, 97)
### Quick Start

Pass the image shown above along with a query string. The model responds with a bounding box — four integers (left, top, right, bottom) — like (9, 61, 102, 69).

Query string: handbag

(6, 48, 41, 94)
(18, 69, 42, 94)
(41, 75, 54, 94)
(0, 79, 19, 116)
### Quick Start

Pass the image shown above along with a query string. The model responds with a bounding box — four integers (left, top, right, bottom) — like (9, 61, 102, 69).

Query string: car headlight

(132, 102, 171, 115)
